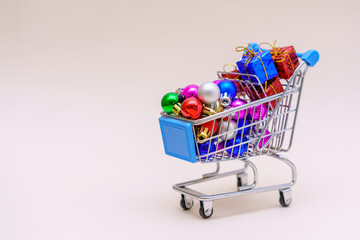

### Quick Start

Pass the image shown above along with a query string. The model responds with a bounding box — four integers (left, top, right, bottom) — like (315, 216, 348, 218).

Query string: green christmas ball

(161, 92, 179, 113)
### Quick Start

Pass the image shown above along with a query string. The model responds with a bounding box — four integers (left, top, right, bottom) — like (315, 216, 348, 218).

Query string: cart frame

(159, 49, 319, 218)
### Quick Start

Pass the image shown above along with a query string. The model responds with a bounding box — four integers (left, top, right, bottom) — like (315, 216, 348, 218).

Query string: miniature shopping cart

(159, 49, 319, 218)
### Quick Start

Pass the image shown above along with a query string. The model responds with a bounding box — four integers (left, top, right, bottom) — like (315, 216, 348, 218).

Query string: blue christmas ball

(237, 118, 251, 136)
(217, 80, 237, 100)
(225, 135, 248, 157)
(197, 139, 217, 161)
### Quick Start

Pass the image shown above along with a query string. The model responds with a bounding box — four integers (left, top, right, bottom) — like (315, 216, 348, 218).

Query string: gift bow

(235, 46, 269, 81)
(259, 40, 296, 71)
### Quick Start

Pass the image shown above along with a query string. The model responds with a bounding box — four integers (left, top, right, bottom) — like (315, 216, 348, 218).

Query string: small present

(241, 77, 284, 109)
(263, 77, 284, 108)
(271, 46, 299, 79)
(236, 48, 278, 84)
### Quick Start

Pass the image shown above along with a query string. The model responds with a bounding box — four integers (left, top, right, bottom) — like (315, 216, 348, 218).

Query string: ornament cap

(220, 93, 232, 107)
(172, 102, 182, 116)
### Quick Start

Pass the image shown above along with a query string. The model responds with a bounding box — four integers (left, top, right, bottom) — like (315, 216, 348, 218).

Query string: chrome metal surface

(280, 188, 292, 205)
(183, 195, 193, 208)
(201, 201, 213, 216)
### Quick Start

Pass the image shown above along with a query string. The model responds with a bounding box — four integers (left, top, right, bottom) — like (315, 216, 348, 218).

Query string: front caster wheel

(199, 201, 213, 219)
(279, 188, 292, 207)
(180, 194, 193, 210)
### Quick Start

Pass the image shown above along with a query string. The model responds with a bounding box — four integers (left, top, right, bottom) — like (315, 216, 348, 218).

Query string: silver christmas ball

(219, 120, 237, 140)
(198, 82, 220, 105)
(175, 88, 183, 95)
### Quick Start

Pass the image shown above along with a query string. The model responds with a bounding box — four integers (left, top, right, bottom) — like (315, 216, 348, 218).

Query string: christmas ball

(231, 98, 247, 120)
(197, 139, 216, 161)
(217, 80, 238, 107)
(196, 120, 219, 141)
(215, 139, 224, 151)
(249, 104, 267, 120)
(237, 118, 251, 136)
(258, 130, 271, 149)
(226, 135, 248, 157)
(213, 79, 221, 85)
(219, 120, 237, 140)
(161, 92, 179, 114)
(198, 82, 220, 105)
(181, 84, 199, 99)
(181, 97, 203, 119)
(175, 88, 183, 95)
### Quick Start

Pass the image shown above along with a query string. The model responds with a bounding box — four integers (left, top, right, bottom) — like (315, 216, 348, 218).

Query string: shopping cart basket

(159, 49, 319, 218)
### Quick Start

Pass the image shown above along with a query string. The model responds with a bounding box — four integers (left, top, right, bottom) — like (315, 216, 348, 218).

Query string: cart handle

(297, 50, 319, 67)
(255, 49, 319, 151)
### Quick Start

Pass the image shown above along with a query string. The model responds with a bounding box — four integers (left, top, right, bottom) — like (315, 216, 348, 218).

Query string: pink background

(0, 0, 359, 239)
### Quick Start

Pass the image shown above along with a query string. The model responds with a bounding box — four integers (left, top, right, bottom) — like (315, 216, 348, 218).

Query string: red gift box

(271, 46, 299, 80)
(241, 77, 284, 109)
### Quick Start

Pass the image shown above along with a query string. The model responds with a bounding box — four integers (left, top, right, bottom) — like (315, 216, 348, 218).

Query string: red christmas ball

(181, 97, 203, 119)
(201, 120, 219, 134)
(196, 120, 219, 140)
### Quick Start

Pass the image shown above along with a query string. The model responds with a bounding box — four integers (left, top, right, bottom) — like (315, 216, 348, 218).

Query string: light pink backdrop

(0, 0, 359, 239)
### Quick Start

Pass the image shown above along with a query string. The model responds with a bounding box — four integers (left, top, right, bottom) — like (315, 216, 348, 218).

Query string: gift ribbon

(223, 63, 238, 72)
(259, 40, 296, 71)
(235, 46, 269, 81)
(264, 80, 277, 94)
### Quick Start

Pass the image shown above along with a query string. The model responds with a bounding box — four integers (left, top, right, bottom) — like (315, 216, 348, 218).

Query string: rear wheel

(180, 194, 193, 210)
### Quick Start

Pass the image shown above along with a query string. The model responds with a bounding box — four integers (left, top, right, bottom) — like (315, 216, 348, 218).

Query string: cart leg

(237, 172, 248, 190)
(180, 194, 194, 210)
(202, 162, 220, 178)
(279, 188, 292, 207)
(199, 201, 213, 219)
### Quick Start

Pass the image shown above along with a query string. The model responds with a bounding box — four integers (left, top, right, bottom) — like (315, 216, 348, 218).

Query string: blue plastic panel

(159, 117, 197, 163)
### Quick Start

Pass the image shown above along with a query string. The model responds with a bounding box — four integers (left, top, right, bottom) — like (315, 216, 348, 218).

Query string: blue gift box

(236, 50, 278, 84)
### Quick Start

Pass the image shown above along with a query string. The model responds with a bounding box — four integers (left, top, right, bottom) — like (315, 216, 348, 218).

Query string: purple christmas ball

(249, 104, 267, 120)
(258, 130, 271, 149)
(181, 84, 199, 99)
(213, 80, 221, 85)
(231, 98, 247, 120)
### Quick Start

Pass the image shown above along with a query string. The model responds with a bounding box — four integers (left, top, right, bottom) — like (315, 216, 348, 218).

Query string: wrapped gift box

(236, 50, 278, 84)
(271, 46, 299, 80)
(241, 77, 284, 109)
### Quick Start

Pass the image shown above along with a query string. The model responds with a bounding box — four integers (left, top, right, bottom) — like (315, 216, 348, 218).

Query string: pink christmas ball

(258, 130, 271, 148)
(231, 98, 247, 120)
(249, 104, 267, 120)
(181, 84, 199, 99)
(213, 80, 221, 85)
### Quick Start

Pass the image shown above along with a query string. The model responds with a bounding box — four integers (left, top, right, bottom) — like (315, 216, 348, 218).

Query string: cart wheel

(180, 194, 194, 210)
(237, 172, 248, 189)
(279, 189, 292, 207)
(199, 201, 213, 219)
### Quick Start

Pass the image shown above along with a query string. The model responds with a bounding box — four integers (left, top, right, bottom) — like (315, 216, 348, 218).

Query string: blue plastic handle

(247, 42, 272, 53)
(296, 50, 319, 67)
(248, 42, 260, 52)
